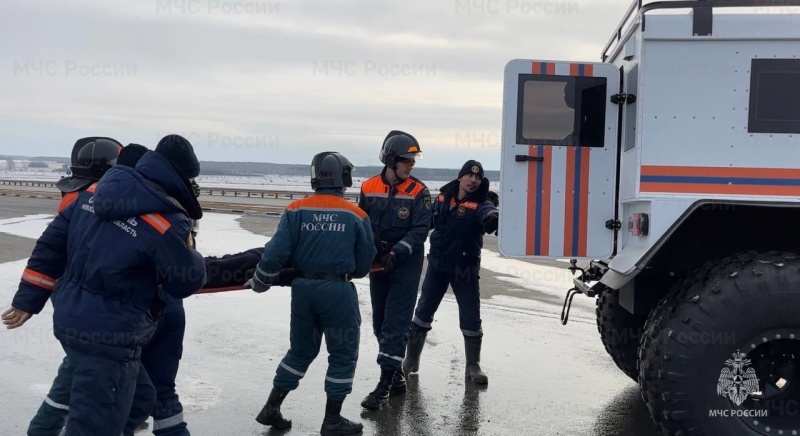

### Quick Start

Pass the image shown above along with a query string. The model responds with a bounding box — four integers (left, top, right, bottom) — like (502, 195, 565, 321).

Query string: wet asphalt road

(0, 196, 662, 436)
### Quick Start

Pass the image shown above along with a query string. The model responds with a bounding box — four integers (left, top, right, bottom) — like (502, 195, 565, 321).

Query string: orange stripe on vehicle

(578, 148, 591, 257)
(141, 213, 171, 234)
(641, 165, 800, 179)
(21, 268, 57, 291)
(563, 148, 576, 256)
(540, 146, 552, 256)
(532, 62, 556, 75)
(525, 146, 539, 255)
(570, 64, 579, 75)
(640, 183, 800, 196)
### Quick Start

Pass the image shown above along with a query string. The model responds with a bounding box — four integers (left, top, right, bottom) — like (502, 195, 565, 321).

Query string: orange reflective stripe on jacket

(56, 183, 97, 213)
(140, 213, 172, 234)
(21, 267, 57, 291)
(288, 193, 368, 220)
(361, 175, 425, 199)
(57, 192, 79, 213)
(361, 177, 390, 197)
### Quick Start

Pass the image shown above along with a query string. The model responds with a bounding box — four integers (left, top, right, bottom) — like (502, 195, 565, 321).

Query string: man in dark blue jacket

(4, 140, 266, 436)
(117, 141, 195, 436)
(5, 134, 207, 435)
(11, 137, 124, 436)
(249, 151, 376, 436)
(401, 160, 498, 385)
(357, 130, 432, 411)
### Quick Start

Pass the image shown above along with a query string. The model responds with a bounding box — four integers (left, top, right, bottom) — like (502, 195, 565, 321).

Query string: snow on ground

(0, 215, 59, 240)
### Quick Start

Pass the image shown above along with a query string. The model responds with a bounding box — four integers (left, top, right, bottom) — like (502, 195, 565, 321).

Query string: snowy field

(0, 169, 501, 194)
(0, 211, 597, 434)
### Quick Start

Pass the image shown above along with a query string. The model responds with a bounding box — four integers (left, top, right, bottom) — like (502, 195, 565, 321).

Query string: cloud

(0, 0, 636, 169)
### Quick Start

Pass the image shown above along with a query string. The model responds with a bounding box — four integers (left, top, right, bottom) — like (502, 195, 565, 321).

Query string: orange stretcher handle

(196, 285, 249, 294)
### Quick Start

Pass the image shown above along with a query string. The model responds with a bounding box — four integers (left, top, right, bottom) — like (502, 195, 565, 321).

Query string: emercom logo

(709, 350, 768, 418)
(718, 350, 759, 405)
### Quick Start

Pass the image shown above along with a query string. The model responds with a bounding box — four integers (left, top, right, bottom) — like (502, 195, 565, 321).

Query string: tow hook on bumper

(561, 259, 605, 325)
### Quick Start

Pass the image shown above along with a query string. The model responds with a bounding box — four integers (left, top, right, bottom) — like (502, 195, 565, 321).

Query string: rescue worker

(118, 142, 193, 436)
(121, 143, 262, 436)
(357, 130, 432, 410)
(9, 137, 124, 436)
(4, 134, 207, 435)
(401, 160, 499, 385)
(248, 151, 376, 435)
(4, 141, 265, 436)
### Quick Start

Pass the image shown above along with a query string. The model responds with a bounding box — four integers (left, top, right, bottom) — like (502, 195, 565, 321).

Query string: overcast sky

(1, 0, 636, 170)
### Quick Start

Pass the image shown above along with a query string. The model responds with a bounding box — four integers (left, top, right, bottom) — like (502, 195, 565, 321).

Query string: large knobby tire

(596, 288, 647, 381)
(639, 251, 800, 436)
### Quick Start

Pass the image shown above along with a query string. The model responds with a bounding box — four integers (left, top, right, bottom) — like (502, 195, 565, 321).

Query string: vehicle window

(748, 58, 800, 134)
(516, 75, 607, 147)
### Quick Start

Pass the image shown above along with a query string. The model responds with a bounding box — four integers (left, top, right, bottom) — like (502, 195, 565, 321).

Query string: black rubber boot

(402, 330, 427, 374)
(464, 336, 488, 385)
(255, 386, 292, 429)
(389, 368, 406, 396)
(320, 398, 364, 436)
(360, 368, 396, 410)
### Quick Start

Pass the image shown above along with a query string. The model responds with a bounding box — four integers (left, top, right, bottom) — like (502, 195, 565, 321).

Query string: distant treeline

(0, 155, 500, 181)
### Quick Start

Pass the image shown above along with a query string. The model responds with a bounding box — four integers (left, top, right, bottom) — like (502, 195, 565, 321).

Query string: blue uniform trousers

(411, 262, 483, 338)
(30, 304, 186, 436)
(27, 356, 72, 436)
(369, 256, 425, 369)
(27, 356, 156, 436)
(273, 279, 361, 401)
(59, 337, 156, 436)
(137, 302, 188, 436)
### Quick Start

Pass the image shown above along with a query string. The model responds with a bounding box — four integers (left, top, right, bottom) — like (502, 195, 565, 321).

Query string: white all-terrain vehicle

(498, 0, 800, 434)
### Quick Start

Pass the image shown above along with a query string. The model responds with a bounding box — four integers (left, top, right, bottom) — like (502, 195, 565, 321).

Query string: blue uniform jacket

(12, 151, 207, 351)
(358, 169, 432, 263)
(428, 177, 499, 271)
(254, 189, 376, 284)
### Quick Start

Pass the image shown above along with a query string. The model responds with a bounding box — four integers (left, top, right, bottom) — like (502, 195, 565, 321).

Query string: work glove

(370, 252, 396, 274)
(275, 268, 297, 287)
(487, 191, 499, 207)
(374, 239, 389, 255)
(482, 212, 499, 235)
(245, 275, 271, 293)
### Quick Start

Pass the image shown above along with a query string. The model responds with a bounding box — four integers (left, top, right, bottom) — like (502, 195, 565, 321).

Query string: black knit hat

(155, 134, 200, 180)
(458, 160, 484, 179)
(118, 143, 149, 168)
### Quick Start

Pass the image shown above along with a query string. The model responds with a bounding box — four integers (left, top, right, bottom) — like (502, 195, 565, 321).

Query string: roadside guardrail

(0, 179, 361, 202)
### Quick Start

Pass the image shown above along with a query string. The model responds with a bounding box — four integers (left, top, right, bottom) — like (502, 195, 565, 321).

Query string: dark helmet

(379, 130, 421, 168)
(56, 136, 122, 193)
(70, 138, 123, 181)
(310, 151, 354, 190)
